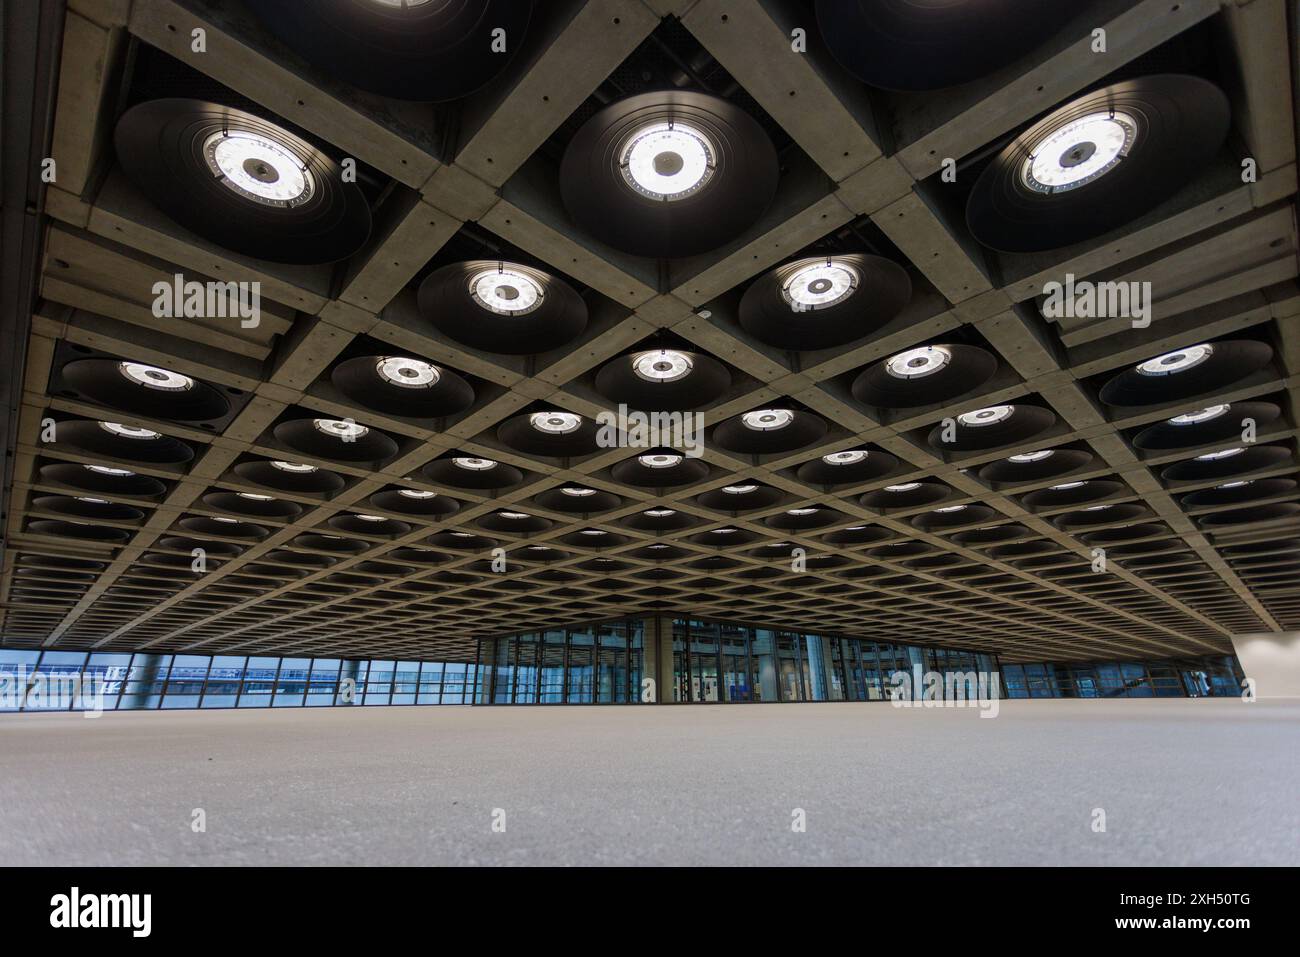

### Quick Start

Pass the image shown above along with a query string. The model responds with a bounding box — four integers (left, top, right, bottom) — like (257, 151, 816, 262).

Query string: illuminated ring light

(58, 357, 232, 424)
(1134, 400, 1279, 451)
(533, 486, 622, 515)
(113, 99, 370, 264)
(1198, 503, 1300, 530)
(866, 541, 937, 561)
(815, 0, 1065, 92)
(179, 516, 270, 540)
(560, 529, 631, 549)
(1099, 340, 1273, 407)
(330, 355, 474, 418)
(26, 518, 132, 543)
(912, 504, 998, 532)
(739, 254, 911, 351)
(273, 417, 399, 463)
(386, 548, 451, 567)
(1021, 479, 1124, 511)
(368, 488, 461, 518)
(477, 511, 553, 534)
(594, 348, 730, 412)
(38, 462, 166, 497)
(859, 481, 952, 510)
(978, 447, 1093, 485)
(821, 524, 893, 546)
(966, 75, 1231, 253)
(950, 523, 1037, 547)
(201, 491, 302, 519)
(53, 419, 194, 465)
(611, 449, 710, 489)
(292, 533, 368, 554)
(713, 407, 828, 455)
(417, 260, 587, 355)
(32, 495, 144, 523)
(696, 483, 786, 512)
(1051, 504, 1152, 532)
(245, 0, 530, 101)
(927, 403, 1056, 453)
(852, 343, 997, 409)
(620, 508, 700, 532)
(497, 410, 600, 458)
(795, 448, 899, 487)
(765, 508, 843, 530)
(559, 91, 779, 259)
(1182, 478, 1295, 509)
(421, 454, 524, 491)
(328, 513, 412, 537)
(427, 531, 497, 552)
(233, 458, 346, 494)
(1160, 444, 1292, 483)
(687, 527, 760, 548)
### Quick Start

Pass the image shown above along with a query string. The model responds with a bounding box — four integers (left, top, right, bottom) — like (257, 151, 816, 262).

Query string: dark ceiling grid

(1, 0, 1297, 664)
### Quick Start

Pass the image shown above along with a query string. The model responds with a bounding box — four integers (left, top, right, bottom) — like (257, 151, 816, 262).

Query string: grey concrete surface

(1, 700, 1296, 866)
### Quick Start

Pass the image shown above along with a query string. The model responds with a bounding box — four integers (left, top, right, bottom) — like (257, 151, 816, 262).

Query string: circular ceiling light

(780, 260, 859, 311)
(632, 349, 694, 383)
(823, 450, 868, 466)
(561, 486, 597, 497)
(741, 409, 794, 431)
(885, 346, 952, 380)
(1195, 447, 1245, 461)
(118, 362, 194, 392)
(244, 0, 531, 102)
(1021, 112, 1137, 194)
(1009, 450, 1053, 463)
(313, 418, 370, 440)
(1051, 481, 1087, 490)
(469, 267, 544, 316)
(619, 121, 715, 201)
(398, 489, 438, 499)
(638, 452, 683, 469)
(787, 508, 819, 516)
(203, 130, 313, 207)
(723, 484, 758, 494)
(1137, 345, 1213, 377)
(238, 492, 275, 501)
(529, 411, 582, 435)
(376, 356, 440, 388)
(76, 497, 110, 505)
(271, 460, 317, 472)
(814, 0, 1067, 92)
(99, 421, 162, 440)
(114, 99, 371, 264)
(559, 91, 779, 258)
(935, 505, 968, 513)
(418, 261, 586, 355)
(453, 457, 497, 471)
(1217, 480, 1251, 489)
(354, 514, 387, 522)
(85, 465, 135, 476)
(886, 483, 920, 492)
(1170, 404, 1230, 425)
(645, 508, 676, 517)
(958, 405, 1014, 427)
(855, 342, 998, 410)
(740, 254, 911, 351)
(966, 76, 1230, 253)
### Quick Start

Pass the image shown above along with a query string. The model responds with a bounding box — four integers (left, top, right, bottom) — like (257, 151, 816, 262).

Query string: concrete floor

(1, 699, 1296, 866)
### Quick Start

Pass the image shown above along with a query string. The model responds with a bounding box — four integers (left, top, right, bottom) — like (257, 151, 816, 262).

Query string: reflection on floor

(2, 699, 1296, 866)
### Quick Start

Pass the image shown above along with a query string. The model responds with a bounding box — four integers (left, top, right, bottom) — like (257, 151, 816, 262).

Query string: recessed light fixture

(99, 421, 162, 440)
(498, 511, 531, 520)
(935, 505, 967, 513)
(1136, 344, 1213, 377)
(237, 493, 275, 501)
(560, 486, 597, 497)
(529, 411, 582, 435)
(885, 482, 920, 492)
(203, 130, 313, 207)
(76, 496, 110, 504)
(212, 516, 239, 524)
(1217, 480, 1252, 489)
(84, 465, 135, 476)
(468, 266, 544, 316)
(1022, 111, 1137, 194)
(1169, 404, 1230, 425)
(958, 405, 1014, 427)
(452, 457, 497, 471)
(741, 409, 794, 431)
(118, 361, 194, 392)
(1051, 481, 1086, 490)
(787, 508, 819, 516)
(579, 529, 607, 536)
(398, 489, 438, 499)
(632, 349, 693, 383)
(354, 514, 387, 522)
(376, 357, 440, 389)
(1009, 450, 1053, 463)
(619, 121, 715, 201)
(722, 484, 758, 494)
(780, 259, 859, 311)
(644, 508, 676, 517)
(271, 460, 318, 473)
(450, 532, 474, 538)
(885, 345, 952, 379)
(713, 527, 738, 534)
(1084, 504, 1111, 512)
(1195, 447, 1245, 461)
(822, 450, 867, 465)
(312, 418, 369, 440)
(638, 452, 683, 469)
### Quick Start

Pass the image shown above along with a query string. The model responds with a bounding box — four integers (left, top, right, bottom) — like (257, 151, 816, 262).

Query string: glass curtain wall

(0, 649, 479, 712)
(1002, 655, 1243, 699)
(478, 619, 645, 705)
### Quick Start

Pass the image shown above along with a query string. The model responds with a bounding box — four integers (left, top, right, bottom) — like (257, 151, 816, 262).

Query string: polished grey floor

(1, 699, 1296, 866)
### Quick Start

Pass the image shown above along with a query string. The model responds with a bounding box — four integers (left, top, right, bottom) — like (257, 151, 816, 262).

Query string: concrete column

(1230, 632, 1300, 697)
